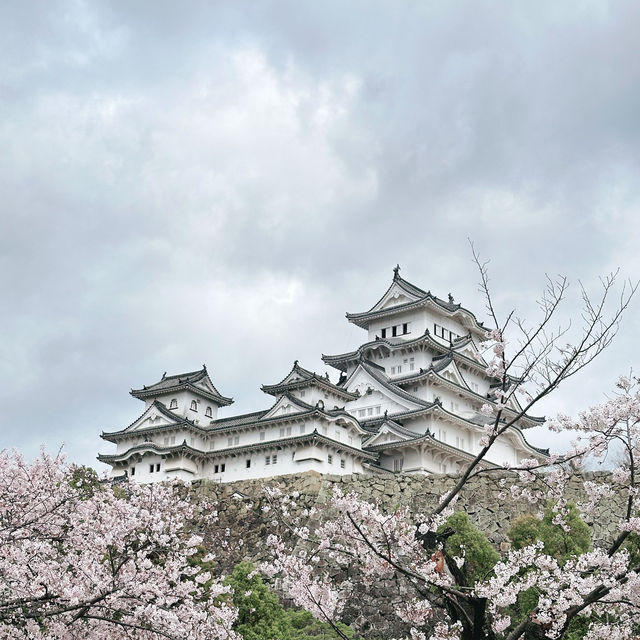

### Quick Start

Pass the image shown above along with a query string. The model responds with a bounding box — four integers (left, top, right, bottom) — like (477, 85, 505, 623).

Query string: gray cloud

(0, 1, 638, 466)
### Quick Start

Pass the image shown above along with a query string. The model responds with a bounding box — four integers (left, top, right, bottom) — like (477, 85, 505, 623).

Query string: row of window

(357, 406, 381, 418)
(380, 322, 411, 339)
(433, 323, 461, 342)
(130, 452, 350, 476)
(390, 357, 415, 376)
(168, 398, 214, 417)
(326, 454, 346, 468)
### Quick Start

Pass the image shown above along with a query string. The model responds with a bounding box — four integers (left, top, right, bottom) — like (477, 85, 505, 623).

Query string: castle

(98, 268, 548, 482)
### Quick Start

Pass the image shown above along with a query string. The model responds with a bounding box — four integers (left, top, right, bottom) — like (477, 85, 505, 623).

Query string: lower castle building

(98, 268, 549, 482)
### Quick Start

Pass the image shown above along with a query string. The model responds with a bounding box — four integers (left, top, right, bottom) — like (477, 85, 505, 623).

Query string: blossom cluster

(0, 450, 238, 640)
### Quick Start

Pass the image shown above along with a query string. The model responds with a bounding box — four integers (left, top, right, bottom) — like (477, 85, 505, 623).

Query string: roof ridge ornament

(393, 264, 400, 280)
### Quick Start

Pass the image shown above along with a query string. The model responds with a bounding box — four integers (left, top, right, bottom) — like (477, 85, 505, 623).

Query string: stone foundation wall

(193, 471, 625, 637)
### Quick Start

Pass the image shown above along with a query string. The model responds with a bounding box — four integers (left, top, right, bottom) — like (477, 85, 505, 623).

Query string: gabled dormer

(261, 361, 358, 407)
(346, 266, 487, 342)
(130, 366, 233, 421)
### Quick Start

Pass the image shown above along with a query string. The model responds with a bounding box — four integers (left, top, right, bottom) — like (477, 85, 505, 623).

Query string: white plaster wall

(143, 390, 220, 421)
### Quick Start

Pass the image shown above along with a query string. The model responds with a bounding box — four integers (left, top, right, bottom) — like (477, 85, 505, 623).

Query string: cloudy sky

(1, 1, 639, 469)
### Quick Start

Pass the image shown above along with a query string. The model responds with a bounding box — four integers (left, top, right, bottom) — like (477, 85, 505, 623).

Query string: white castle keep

(98, 268, 548, 482)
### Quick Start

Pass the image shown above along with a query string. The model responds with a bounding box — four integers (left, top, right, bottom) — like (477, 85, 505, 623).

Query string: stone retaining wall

(193, 471, 624, 637)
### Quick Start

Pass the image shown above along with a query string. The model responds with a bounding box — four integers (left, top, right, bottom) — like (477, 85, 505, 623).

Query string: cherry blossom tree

(264, 259, 639, 640)
(0, 450, 238, 640)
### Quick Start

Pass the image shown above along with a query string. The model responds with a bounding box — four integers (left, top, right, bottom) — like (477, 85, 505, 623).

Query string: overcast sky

(1, 1, 639, 470)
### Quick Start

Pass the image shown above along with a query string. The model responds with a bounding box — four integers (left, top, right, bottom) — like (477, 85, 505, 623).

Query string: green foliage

(507, 503, 593, 632)
(507, 502, 591, 565)
(68, 465, 101, 498)
(622, 531, 640, 568)
(438, 512, 500, 584)
(224, 562, 355, 640)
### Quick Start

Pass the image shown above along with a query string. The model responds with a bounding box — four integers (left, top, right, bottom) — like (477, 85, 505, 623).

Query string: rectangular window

(265, 456, 270, 466)
(272, 455, 277, 465)
(348, 436, 353, 445)
(163, 436, 169, 445)
(381, 328, 387, 338)
(279, 427, 285, 437)
(391, 366, 396, 375)
(358, 409, 366, 417)
(334, 430, 341, 441)
(221, 463, 225, 472)
(130, 467, 135, 476)
(286, 426, 292, 436)
(392, 325, 398, 337)
(227, 437, 233, 447)
(155, 463, 160, 472)
(300, 390, 305, 397)
(409, 357, 415, 371)
(246, 459, 251, 468)
(234, 436, 239, 445)
(340, 459, 346, 469)
(375, 406, 381, 414)
(299, 424, 306, 434)
(397, 365, 402, 373)
(327, 454, 333, 464)
(260, 431, 266, 441)
(367, 407, 373, 416)
(149, 464, 154, 473)
(170, 435, 176, 445)
(322, 426, 327, 435)
(394, 458, 404, 472)
(214, 464, 219, 473)
(403, 323, 409, 334)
